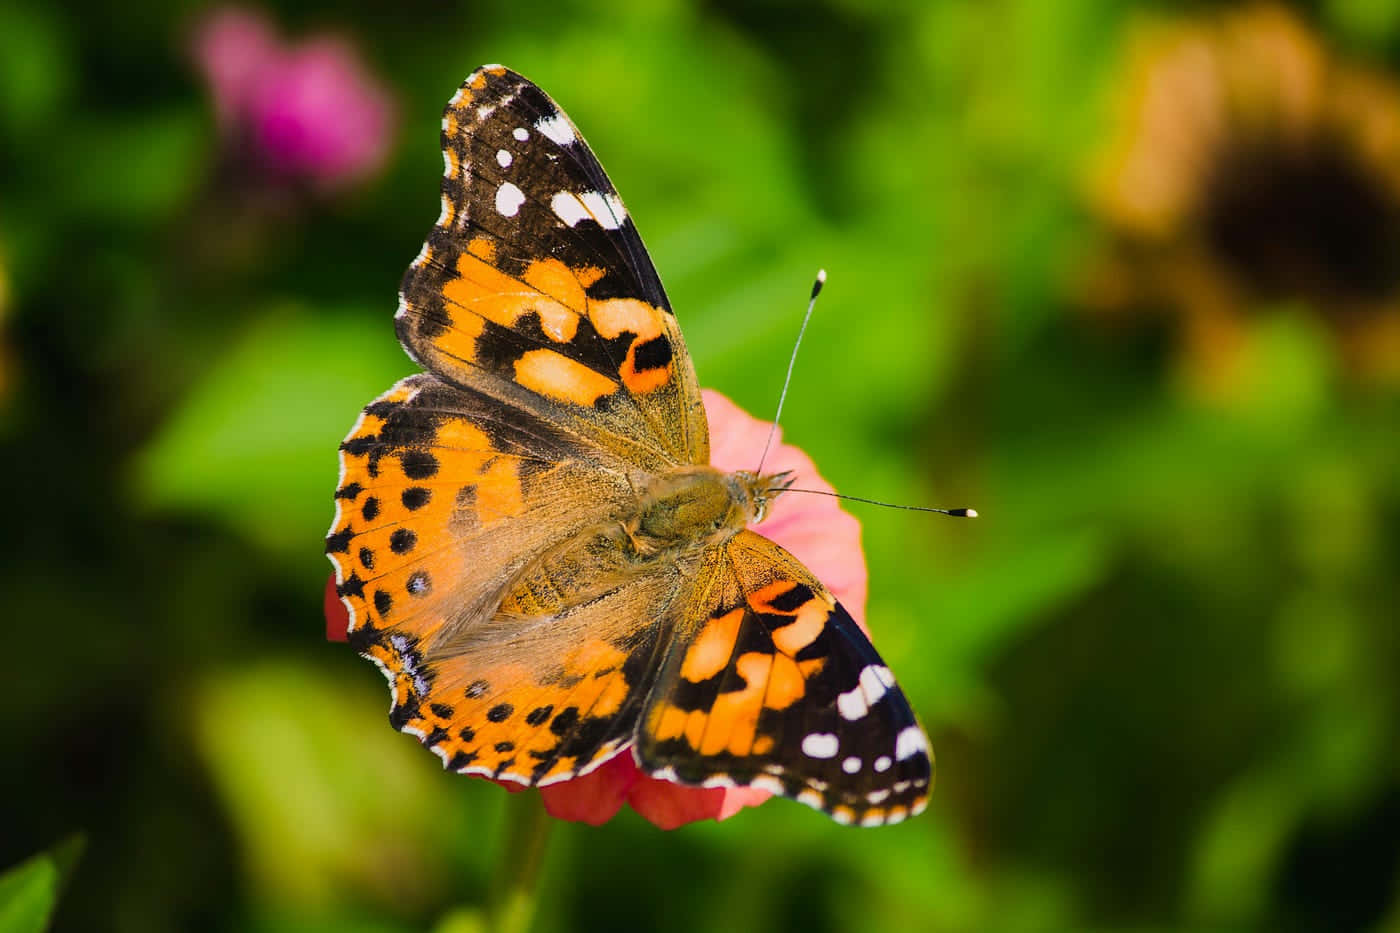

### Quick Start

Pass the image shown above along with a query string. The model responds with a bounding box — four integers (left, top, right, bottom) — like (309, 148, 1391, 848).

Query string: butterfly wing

(637, 530, 934, 826)
(328, 372, 680, 782)
(396, 64, 708, 472)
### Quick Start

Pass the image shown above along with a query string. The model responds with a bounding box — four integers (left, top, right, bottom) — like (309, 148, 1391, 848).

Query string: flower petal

(191, 6, 282, 127)
(247, 37, 396, 187)
(325, 574, 349, 642)
(537, 753, 636, 826)
(627, 774, 772, 830)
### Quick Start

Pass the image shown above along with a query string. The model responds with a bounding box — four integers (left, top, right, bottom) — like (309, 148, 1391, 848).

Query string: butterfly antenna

(756, 269, 825, 475)
(783, 488, 978, 518)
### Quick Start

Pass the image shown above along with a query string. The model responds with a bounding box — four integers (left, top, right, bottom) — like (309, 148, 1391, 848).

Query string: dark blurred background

(3, 0, 1399, 930)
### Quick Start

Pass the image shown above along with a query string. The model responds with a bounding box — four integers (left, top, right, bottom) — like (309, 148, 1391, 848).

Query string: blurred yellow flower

(1082, 3, 1400, 391)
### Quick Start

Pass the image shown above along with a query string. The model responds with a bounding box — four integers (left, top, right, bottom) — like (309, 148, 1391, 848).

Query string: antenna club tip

(816, 268, 827, 282)
(810, 269, 826, 299)
(964, 508, 978, 518)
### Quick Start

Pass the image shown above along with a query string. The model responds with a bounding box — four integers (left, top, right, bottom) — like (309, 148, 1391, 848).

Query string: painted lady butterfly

(326, 65, 932, 825)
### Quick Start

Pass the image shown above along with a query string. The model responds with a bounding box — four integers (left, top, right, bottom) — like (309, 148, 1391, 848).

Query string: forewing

(637, 530, 934, 826)
(397, 64, 707, 471)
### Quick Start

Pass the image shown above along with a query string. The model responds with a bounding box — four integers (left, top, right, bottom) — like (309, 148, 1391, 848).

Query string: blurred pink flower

(192, 6, 395, 188)
(327, 389, 868, 829)
(191, 7, 280, 127)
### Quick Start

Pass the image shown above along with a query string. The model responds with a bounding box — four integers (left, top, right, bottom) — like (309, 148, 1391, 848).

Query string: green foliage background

(3, 0, 1399, 931)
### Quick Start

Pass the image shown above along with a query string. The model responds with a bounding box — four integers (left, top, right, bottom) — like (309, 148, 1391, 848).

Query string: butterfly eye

(752, 497, 770, 524)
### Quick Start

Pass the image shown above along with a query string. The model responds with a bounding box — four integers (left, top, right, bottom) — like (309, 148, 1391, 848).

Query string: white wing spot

(801, 733, 839, 759)
(496, 149, 512, 168)
(700, 774, 738, 788)
(535, 111, 576, 145)
(841, 756, 862, 774)
(863, 665, 894, 699)
(581, 190, 626, 229)
(549, 190, 626, 230)
(840, 664, 894, 721)
(874, 755, 893, 773)
(495, 181, 525, 217)
(895, 726, 926, 762)
(476, 104, 496, 122)
(751, 775, 785, 795)
(550, 191, 590, 227)
(837, 686, 867, 721)
(513, 126, 529, 141)
(867, 788, 891, 804)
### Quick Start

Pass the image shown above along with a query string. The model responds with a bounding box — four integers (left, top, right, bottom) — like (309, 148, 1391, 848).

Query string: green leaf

(0, 836, 84, 933)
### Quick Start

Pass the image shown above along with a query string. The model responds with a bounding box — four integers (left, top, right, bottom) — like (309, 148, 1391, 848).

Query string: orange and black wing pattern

(395, 65, 708, 472)
(638, 531, 933, 826)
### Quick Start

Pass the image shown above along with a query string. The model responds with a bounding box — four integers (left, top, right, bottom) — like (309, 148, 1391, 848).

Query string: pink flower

(192, 6, 395, 188)
(327, 389, 868, 828)
(190, 7, 281, 128)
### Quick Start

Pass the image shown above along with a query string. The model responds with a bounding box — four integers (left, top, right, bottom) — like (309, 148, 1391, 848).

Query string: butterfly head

(731, 469, 796, 525)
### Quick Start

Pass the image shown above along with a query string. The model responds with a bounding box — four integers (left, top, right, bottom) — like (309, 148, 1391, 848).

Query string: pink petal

(247, 37, 396, 187)
(325, 573, 349, 642)
(190, 6, 283, 127)
(537, 752, 637, 826)
(627, 773, 772, 829)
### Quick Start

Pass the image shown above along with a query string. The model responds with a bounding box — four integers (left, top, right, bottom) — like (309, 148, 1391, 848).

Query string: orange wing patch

(514, 349, 618, 406)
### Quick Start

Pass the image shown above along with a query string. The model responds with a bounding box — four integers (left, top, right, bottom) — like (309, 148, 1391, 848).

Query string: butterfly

(325, 65, 933, 826)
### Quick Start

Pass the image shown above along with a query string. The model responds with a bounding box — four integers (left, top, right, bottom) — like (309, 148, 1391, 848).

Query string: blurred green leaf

(0, 837, 82, 933)
(191, 661, 459, 910)
(55, 108, 207, 223)
(1328, 0, 1400, 46)
(0, 4, 71, 139)
(0, 858, 54, 933)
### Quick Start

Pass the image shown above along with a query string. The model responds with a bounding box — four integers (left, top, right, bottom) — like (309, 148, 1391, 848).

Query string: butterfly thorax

(495, 468, 781, 622)
(626, 467, 780, 556)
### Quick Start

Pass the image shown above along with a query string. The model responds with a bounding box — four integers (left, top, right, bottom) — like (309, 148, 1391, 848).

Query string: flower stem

(486, 791, 554, 933)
